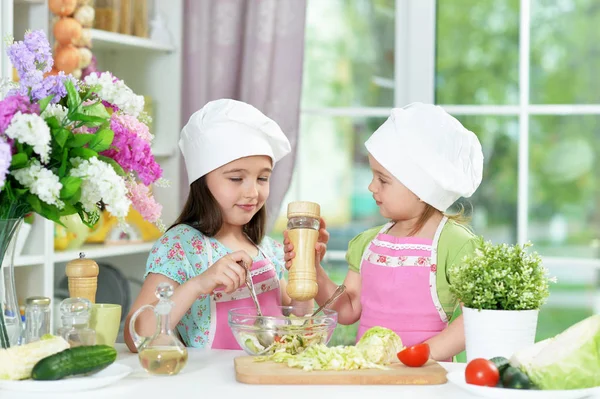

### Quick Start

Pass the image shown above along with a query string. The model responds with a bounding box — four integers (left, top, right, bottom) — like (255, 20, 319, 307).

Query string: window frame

(300, 0, 600, 275)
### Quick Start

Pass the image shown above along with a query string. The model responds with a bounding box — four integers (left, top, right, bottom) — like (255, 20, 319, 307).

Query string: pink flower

(160, 236, 169, 244)
(101, 113, 162, 185)
(416, 257, 429, 266)
(430, 264, 437, 273)
(261, 283, 267, 292)
(377, 255, 387, 264)
(0, 94, 39, 134)
(191, 237, 204, 254)
(126, 180, 162, 223)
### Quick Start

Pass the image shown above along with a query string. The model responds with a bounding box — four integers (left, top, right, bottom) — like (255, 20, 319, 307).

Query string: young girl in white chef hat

(125, 99, 319, 351)
(284, 103, 484, 362)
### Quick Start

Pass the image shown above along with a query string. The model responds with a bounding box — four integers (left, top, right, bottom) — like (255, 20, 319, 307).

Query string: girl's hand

(196, 250, 253, 294)
(283, 217, 330, 270)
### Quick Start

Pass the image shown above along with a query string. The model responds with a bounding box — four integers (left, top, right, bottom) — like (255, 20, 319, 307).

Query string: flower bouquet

(0, 30, 165, 348)
(448, 238, 556, 361)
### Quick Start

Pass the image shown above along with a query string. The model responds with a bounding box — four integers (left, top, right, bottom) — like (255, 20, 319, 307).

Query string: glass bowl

(228, 305, 338, 356)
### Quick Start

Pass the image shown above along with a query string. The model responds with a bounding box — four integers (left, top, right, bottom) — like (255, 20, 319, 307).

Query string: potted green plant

(448, 238, 556, 361)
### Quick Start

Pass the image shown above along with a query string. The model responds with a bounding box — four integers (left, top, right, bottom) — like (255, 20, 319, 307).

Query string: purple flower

(32, 72, 77, 103)
(7, 41, 36, 81)
(0, 95, 40, 134)
(0, 137, 11, 189)
(23, 30, 53, 73)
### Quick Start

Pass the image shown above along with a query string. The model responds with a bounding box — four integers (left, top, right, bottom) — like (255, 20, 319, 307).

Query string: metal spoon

(243, 264, 277, 349)
(300, 284, 346, 327)
(310, 284, 346, 317)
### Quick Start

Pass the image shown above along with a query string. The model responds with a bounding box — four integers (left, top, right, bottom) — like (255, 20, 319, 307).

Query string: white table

(3, 344, 597, 399)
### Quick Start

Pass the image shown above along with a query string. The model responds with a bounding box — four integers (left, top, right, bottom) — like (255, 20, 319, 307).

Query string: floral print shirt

(144, 224, 285, 348)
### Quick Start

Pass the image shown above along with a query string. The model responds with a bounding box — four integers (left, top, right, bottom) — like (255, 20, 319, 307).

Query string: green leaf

(38, 94, 55, 114)
(65, 80, 81, 112)
(40, 202, 61, 224)
(54, 128, 71, 148)
(70, 147, 98, 160)
(45, 116, 61, 129)
(98, 155, 126, 176)
(69, 113, 106, 127)
(57, 148, 69, 177)
(89, 129, 114, 152)
(59, 176, 82, 200)
(26, 194, 42, 214)
(10, 153, 28, 169)
(59, 202, 78, 216)
(67, 134, 94, 148)
(83, 101, 111, 120)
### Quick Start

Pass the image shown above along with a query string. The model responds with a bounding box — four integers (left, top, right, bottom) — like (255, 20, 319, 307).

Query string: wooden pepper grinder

(65, 252, 99, 303)
(286, 201, 321, 301)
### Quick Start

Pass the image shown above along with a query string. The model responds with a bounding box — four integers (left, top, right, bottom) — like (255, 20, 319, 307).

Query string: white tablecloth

(2, 344, 598, 399)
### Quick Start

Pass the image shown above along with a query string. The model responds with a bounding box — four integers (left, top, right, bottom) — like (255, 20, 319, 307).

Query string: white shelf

(53, 242, 154, 263)
(14, 254, 45, 267)
(91, 29, 175, 52)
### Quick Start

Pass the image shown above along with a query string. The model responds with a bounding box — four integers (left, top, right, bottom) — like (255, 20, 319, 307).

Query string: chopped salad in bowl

(228, 306, 337, 356)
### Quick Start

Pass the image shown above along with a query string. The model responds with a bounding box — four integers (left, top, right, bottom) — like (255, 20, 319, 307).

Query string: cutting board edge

(234, 356, 449, 386)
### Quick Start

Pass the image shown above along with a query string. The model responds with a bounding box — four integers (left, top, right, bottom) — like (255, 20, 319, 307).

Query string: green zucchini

(502, 366, 533, 389)
(31, 345, 117, 381)
(489, 356, 510, 376)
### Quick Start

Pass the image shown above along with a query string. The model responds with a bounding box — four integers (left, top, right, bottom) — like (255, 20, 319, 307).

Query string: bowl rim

(228, 305, 337, 321)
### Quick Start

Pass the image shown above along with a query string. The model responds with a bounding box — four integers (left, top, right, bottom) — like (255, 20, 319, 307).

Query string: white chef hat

(179, 99, 291, 184)
(365, 102, 484, 212)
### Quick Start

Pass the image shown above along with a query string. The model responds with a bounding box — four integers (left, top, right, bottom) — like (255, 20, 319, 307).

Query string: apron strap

(430, 216, 449, 323)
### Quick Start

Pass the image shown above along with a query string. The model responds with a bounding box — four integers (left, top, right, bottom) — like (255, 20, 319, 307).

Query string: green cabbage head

(356, 326, 404, 365)
(510, 315, 600, 390)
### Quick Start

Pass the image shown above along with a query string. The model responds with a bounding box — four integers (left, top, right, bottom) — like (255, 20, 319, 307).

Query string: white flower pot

(463, 306, 539, 362)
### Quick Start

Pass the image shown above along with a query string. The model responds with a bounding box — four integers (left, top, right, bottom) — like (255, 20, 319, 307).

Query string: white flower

(84, 72, 144, 117)
(5, 112, 51, 163)
(41, 104, 68, 122)
(69, 157, 130, 218)
(12, 160, 63, 208)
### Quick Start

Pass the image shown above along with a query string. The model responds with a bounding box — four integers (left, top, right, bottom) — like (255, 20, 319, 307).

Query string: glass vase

(0, 218, 24, 348)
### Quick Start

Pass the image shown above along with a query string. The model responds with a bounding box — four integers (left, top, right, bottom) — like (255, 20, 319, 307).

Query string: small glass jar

(57, 298, 96, 347)
(24, 296, 51, 344)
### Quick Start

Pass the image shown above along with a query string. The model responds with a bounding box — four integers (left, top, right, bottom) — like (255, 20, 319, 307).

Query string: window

(274, 0, 599, 345)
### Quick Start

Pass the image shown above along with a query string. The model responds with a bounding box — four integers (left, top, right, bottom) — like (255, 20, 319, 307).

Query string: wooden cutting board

(234, 356, 448, 385)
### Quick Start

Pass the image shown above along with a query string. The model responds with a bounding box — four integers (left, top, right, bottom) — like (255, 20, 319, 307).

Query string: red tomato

(397, 343, 430, 367)
(465, 358, 500, 387)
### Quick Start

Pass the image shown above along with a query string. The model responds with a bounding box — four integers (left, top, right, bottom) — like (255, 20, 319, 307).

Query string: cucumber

(502, 366, 533, 390)
(32, 345, 117, 381)
(489, 356, 510, 375)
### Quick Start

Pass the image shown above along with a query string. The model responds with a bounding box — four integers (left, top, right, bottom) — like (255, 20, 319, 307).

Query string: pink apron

(202, 236, 281, 349)
(357, 217, 449, 349)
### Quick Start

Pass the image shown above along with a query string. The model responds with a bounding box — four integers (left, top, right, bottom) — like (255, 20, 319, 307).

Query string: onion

(74, 5, 95, 28)
(53, 17, 82, 45)
(55, 45, 80, 74)
(78, 47, 93, 69)
(73, 28, 92, 48)
(49, 0, 77, 17)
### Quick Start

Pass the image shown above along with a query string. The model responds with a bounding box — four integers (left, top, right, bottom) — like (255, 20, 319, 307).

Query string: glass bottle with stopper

(65, 252, 99, 303)
(57, 297, 96, 347)
(286, 201, 321, 301)
(24, 296, 51, 344)
(129, 282, 188, 376)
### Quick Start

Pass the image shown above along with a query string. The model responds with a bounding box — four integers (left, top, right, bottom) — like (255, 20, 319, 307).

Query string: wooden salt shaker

(65, 253, 99, 303)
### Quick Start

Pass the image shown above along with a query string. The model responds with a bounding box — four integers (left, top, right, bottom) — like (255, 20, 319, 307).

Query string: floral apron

(200, 236, 281, 349)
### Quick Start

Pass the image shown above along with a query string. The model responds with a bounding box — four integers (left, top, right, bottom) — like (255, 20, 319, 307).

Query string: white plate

(447, 370, 600, 399)
(0, 362, 132, 392)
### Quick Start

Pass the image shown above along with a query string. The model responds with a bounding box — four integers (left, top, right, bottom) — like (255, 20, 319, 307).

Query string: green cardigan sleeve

(436, 221, 480, 320)
(345, 226, 383, 273)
